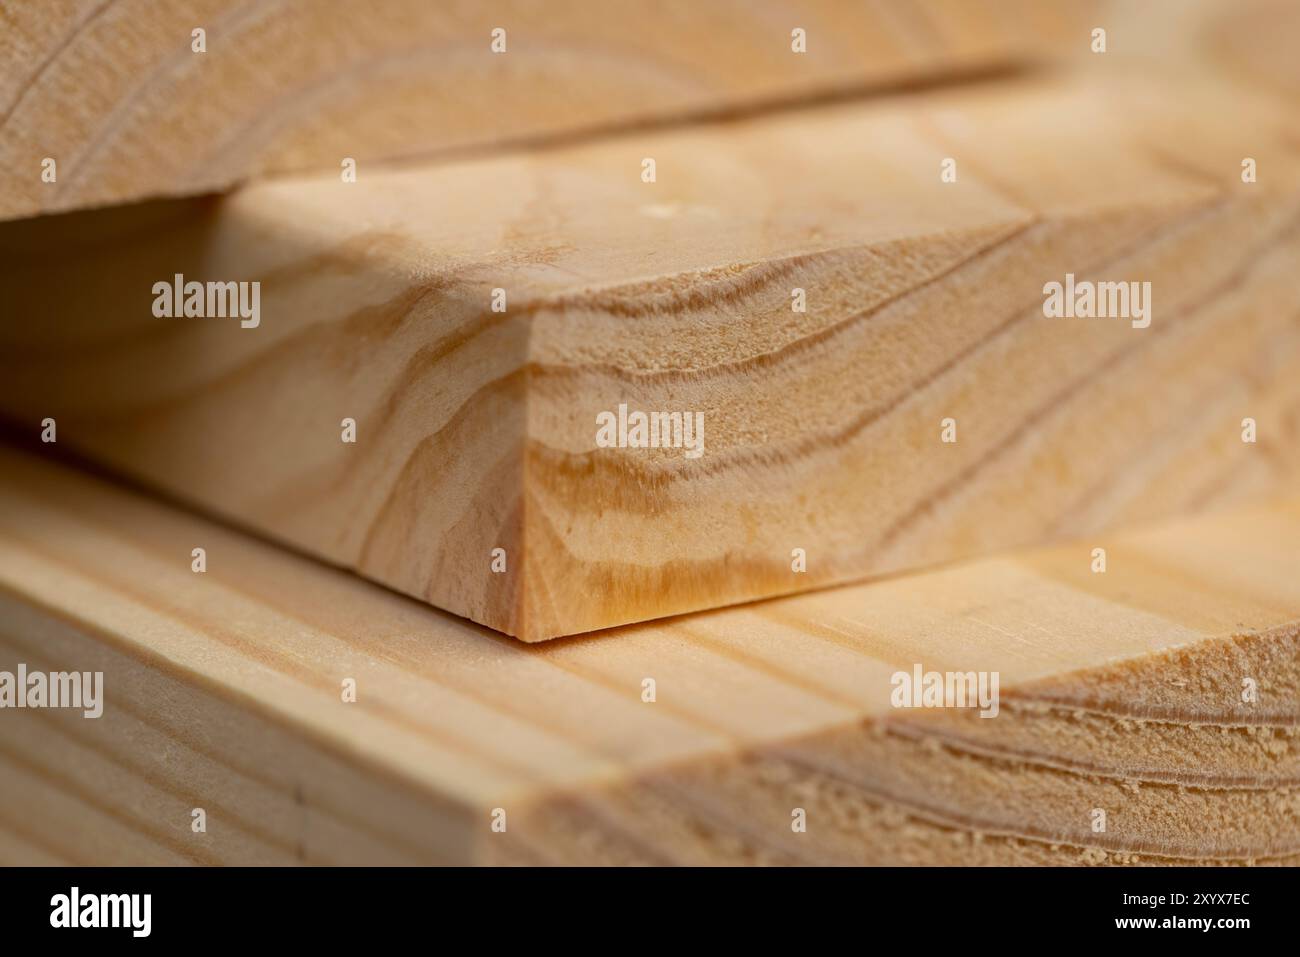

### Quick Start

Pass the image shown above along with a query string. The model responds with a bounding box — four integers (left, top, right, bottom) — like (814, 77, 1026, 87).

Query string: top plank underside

(0, 0, 1095, 220)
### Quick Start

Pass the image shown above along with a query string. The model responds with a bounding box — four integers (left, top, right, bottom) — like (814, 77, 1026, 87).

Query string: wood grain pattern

(2, 71, 1299, 640)
(0, 0, 1095, 220)
(0, 447, 1296, 865)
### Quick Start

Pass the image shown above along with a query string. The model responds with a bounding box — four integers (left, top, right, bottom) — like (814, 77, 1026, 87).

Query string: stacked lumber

(0, 1, 1297, 870)
(0, 447, 1295, 865)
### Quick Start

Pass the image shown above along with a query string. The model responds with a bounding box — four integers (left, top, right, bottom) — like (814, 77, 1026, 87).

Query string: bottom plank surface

(0, 445, 1296, 865)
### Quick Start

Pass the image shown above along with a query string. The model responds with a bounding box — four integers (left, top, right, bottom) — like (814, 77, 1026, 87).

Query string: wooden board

(0, 446, 1296, 865)
(0, 0, 1096, 220)
(1104, 0, 1300, 102)
(2, 71, 1299, 641)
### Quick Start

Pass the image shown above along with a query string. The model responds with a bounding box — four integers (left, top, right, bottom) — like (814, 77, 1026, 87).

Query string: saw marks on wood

(0, 0, 1096, 220)
(1, 72, 1299, 640)
(0, 447, 1295, 865)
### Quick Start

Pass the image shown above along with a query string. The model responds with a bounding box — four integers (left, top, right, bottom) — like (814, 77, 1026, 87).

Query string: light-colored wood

(0, 0, 1095, 220)
(0, 447, 1296, 865)
(1104, 0, 1300, 103)
(2, 71, 1299, 641)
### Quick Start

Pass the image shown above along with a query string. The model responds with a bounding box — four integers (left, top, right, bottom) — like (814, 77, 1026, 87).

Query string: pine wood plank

(2, 71, 1299, 640)
(0, 446, 1296, 865)
(0, 0, 1095, 220)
